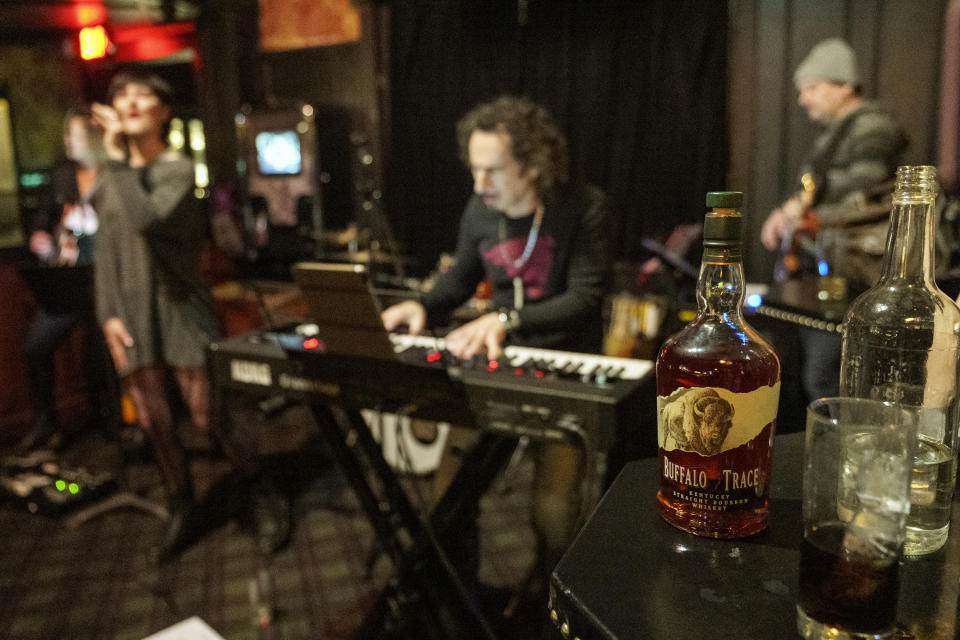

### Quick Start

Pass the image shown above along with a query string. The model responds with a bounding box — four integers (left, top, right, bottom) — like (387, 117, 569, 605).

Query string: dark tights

(123, 365, 208, 499)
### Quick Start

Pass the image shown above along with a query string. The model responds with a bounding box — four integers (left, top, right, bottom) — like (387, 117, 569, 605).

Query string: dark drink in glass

(798, 522, 899, 636)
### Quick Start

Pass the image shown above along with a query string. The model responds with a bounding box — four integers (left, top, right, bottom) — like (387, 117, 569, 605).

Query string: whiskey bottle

(838, 165, 960, 555)
(656, 191, 781, 538)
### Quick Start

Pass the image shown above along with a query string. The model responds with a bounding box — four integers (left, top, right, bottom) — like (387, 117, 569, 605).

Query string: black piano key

(563, 361, 582, 375)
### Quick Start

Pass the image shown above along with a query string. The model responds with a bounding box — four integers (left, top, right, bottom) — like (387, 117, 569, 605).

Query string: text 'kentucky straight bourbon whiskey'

(656, 192, 781, 538)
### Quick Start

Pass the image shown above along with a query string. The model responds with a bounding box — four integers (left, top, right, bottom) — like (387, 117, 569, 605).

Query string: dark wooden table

(549, 433, 960, 639)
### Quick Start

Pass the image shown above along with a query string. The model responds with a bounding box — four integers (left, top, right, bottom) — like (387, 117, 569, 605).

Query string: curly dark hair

(456, 95, 569, 199)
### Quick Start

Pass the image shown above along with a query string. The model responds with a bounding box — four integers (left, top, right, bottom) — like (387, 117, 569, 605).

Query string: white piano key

(391, 334, 654, 380)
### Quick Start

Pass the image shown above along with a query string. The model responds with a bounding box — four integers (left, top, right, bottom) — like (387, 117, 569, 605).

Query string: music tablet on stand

(290, 261, 396, 360)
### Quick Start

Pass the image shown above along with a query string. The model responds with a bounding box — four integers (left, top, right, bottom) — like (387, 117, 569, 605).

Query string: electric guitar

(774, 173, 820, 282)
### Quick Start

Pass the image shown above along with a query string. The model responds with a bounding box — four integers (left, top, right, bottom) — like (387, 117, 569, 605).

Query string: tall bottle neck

(880, 199, 937, 284)
(697, 251, 745, 317)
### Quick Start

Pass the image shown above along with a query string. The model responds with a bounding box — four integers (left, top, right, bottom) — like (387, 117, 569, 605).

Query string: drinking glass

(797, 397, 916, 640)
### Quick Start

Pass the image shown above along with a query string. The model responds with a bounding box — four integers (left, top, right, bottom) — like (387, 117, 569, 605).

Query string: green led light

(68, 483, 80, 495)
(20, 173, 48, 188)
(55, 479, 66, 491)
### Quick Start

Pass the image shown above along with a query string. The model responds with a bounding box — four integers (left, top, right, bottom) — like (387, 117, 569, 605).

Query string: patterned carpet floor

(0, 404, 542, 640)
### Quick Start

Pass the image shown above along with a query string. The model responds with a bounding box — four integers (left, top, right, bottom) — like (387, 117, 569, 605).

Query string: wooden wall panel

(848, 0, 882, 91)
(877, 1, 944, 165)
(785, 1, 849, 186)
(728, 0, 948, 282)
(741, 0, 791, 278)
(726, 0, 757, 198)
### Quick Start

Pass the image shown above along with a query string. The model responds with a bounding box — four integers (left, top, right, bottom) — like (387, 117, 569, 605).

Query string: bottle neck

(879, 199, 936, 284)
(697, 248, 745, 318)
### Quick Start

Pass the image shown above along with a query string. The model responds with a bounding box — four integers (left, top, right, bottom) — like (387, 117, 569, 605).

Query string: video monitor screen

(255, 130, 302, 176)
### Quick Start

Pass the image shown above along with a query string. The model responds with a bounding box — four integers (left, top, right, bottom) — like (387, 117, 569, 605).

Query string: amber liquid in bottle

(656, 195, 781, 538)
(657, 329, 781, 536)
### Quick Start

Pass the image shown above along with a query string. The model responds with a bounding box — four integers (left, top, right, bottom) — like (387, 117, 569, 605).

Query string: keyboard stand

(309, 401, 514, 640)
(63, 491, 169, 529)
(204, 329, 654, 636)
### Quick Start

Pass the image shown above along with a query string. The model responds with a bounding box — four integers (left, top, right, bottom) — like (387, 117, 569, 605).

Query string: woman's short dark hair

(106, 68, 175, 141)
(106, 68, 174, 108)
(456, 95, 570, 199)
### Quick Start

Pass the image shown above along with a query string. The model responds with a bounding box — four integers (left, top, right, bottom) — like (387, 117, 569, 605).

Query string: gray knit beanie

(794, 38, 860, 86)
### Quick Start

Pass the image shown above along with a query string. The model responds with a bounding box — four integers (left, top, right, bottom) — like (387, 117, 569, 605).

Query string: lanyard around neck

(498, 203, 544, 270)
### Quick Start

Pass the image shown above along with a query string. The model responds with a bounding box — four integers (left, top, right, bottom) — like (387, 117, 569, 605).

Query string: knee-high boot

(143, 417, 196, 560)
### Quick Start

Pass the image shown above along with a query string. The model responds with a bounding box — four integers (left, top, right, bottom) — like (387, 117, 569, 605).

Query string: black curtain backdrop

(386, 0, 728, 276)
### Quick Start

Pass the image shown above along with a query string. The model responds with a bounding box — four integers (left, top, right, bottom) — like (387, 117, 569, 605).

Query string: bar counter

(549, 433, 960, 639)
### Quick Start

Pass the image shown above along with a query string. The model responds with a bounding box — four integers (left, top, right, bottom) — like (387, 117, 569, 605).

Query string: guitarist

(770, 173, 817, 283)
(759, 38, 908, 401)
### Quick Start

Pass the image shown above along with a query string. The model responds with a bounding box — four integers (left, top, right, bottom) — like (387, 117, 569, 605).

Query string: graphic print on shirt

(482, 234, 555, 299)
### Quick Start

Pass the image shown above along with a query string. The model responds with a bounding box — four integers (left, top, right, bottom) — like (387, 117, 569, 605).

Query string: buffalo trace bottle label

(657, 383, 779, 536)
(656, 191, 781, 538)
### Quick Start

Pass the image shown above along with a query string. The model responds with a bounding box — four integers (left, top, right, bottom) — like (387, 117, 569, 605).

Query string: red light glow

(76, 3, 107, 27)
(487, 360, 499, 372)
(426, 351, 443, 363)
(78, 25, 110, 60)
(110, 22, 197, 63)
(303, 337, 320, 350)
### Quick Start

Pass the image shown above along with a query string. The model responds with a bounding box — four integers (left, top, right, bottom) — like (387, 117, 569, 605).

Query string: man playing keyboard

(381, 95, 611, 623)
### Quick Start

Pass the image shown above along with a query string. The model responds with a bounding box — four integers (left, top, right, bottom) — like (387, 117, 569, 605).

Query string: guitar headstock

(800, 172, 816, 208)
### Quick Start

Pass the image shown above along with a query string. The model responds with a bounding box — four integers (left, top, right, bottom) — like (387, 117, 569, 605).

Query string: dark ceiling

(0, 0, 202, 36)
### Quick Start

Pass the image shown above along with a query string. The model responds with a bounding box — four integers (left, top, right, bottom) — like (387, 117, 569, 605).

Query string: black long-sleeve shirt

(422, 184, 611, 354)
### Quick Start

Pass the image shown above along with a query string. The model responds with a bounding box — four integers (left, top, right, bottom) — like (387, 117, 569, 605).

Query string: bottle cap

(705, 191, 743, 208)
(703, 191, 743, 247)
(703, 214, 742, 245)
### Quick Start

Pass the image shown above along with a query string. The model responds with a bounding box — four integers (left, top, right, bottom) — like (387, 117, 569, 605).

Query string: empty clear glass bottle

(838, 165, 960, 555)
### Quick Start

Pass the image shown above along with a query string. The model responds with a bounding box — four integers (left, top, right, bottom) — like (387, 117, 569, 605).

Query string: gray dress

(93, 151, 219, 375)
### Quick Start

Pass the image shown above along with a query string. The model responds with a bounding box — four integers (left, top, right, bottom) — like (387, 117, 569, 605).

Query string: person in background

(759, 38, 908, 401)
(91, 69, 292, 560)
(20, 106, 108, 452)
(382, 96, 611, 619)
(90, 69, 224, 559)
